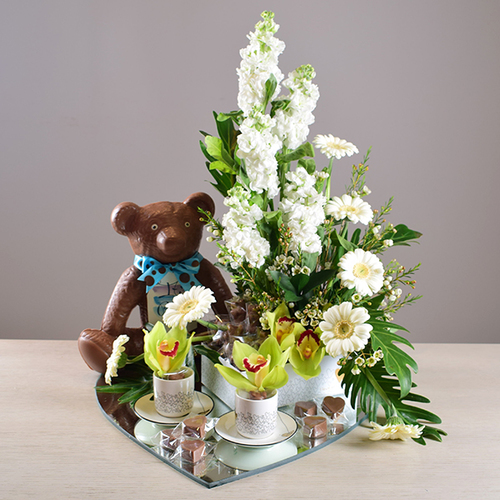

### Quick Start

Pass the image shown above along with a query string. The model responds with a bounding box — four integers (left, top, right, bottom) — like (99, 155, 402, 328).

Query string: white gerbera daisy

(338, 249, 384, 296)
(105, 334, 129, 385)
(369, 421, 424, 441)
(319, 302, 372, 357)
(326, 194, 373, 224)
(313, 134, 359, 159)
(163, 286, 216, 329)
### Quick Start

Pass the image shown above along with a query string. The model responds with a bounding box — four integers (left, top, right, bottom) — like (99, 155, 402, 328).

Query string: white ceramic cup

(234, 389, 278, 439)
(153, 367, 194, 417)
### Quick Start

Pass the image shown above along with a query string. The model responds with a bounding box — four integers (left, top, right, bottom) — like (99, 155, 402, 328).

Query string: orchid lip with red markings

(159, 340, 180, 358)
(243, 354, 269, 373)
(297, 330, 321, 360)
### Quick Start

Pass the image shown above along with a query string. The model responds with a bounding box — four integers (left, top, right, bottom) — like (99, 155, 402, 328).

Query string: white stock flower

(319, 302, 372, 357)
(237, 112, 281, 197)
(369, 421, 424, 441)
(273, 65, 320, 150)
(163, 286, 216, 329)
(221, 186, 270, 268)
(105, 335, 130, 385)
(338, 249, 384, 296)
(313, 134, 359, 159)
(280, 167, 326, 254)
(326, 194, 373, 224)
(237, 11, 285, 114)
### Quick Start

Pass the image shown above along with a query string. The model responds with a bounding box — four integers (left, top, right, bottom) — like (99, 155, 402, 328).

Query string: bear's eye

(185, 222, 191, 228)
(151, 224, 158, 231)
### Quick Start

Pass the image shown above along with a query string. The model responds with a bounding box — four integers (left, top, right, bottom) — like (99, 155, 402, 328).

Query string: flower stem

(196, 319, 228, 331)
(325, 157, 334, 199)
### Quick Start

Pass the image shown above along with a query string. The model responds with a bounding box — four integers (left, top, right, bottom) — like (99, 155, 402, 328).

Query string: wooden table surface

(0, 340, 498, 499)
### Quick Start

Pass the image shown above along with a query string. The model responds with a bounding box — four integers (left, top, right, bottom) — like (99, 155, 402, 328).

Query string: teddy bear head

(111, 192, 215, 264)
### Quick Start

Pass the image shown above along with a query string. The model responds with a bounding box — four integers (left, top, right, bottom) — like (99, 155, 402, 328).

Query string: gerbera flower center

(334, 320, 354, 339)
(353, 262, 370, 279)
(343, 205, 359, 216)
(179, 299, 197, 314)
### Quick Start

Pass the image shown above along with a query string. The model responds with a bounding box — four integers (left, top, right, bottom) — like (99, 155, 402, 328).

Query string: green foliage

(339, 328, 447, 445)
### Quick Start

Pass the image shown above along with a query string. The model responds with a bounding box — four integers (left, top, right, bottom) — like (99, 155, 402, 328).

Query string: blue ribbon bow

(133, 252, 203, 293)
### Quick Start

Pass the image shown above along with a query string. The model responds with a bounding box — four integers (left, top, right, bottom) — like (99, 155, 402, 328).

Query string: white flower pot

(234, 389, 278, 439)
(153, 367, 194, 417)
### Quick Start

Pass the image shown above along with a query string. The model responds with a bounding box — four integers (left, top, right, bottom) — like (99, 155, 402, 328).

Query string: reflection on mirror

(96, 375, 362, 488)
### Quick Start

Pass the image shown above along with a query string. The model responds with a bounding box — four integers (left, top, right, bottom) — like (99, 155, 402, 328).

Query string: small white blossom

(163, 286, 216, 329)
(383, 239, 394, 247)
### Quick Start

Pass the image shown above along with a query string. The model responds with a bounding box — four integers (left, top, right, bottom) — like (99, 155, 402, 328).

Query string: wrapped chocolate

(180, 439, 206, 463)
(294, 401, 317, 418)
(321, 396, 345, 419)
(182, 415, 207, 439)
(302, 416, 328, 439)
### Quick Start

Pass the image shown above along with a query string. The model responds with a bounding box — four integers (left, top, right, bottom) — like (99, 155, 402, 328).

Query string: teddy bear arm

(197, 259, 233, 315)
(100, 265, 147, 336)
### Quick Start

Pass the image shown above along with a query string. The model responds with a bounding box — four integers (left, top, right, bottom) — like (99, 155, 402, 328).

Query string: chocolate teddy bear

(78, 192, 232, 373)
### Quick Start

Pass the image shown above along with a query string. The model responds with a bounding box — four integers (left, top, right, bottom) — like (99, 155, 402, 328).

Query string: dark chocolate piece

(322, 396, 345, 418)
(303, 416, 327, 438)
(181, 439, 206, 463)
(183, 415, 207, 439)
(294, 401, 317, 418)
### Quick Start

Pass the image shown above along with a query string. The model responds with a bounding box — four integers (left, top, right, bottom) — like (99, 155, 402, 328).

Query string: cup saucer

(215, 410, 297, 447)
(133, 391, 214, 425)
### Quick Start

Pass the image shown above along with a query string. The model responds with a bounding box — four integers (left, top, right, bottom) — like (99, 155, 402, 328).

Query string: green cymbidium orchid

(266, 302, 305, 351)
(143, 321, 194, 378)
(289, 329, 326, 380)
(215, 336, 289, 394)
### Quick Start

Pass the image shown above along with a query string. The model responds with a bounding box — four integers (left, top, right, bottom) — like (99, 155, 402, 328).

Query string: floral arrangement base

(201, 356, 348, 409)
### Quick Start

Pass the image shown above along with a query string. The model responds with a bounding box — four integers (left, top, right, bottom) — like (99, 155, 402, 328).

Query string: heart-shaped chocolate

(321, 396, 345, 418)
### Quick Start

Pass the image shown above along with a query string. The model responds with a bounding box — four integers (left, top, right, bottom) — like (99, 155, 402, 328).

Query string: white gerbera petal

(104, 335, 129, 385)
(326, 194, 373, 225)
(369, 421, 424, 441)
(313, 134, 359, 160)
(338, 249, 384, 296)
(319, 302, 373, 357)
(163, 286, 216, 329)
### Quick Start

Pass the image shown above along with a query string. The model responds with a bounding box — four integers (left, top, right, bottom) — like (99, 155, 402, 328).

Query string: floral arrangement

(198, 11, 445, 444)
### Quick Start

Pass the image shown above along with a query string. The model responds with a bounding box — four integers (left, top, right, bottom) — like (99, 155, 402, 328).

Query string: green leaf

(193, 344, 220, 365)
(263, 74, 278, 109)
(370, 328, 417, 397)
(276, 142, 315, 163)
(209, 160, 236, 174)
(290, 273, 310, 293)
(392, 224, 422, 245)
(339, 361, 445, 445)
(351, 228, 361, 245)
(269, 271, 298, 296)
(301, 269, 336, 295)
(331, 230, 357, 252)
(298, 158, 317, 174)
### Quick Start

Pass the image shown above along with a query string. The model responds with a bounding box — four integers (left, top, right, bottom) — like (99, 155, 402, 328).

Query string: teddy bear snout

(156, 227, 186, 255)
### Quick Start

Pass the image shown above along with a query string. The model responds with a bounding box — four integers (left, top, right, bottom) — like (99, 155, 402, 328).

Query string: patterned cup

(234, 389, 278, 439)
(153, 367, 194, 417)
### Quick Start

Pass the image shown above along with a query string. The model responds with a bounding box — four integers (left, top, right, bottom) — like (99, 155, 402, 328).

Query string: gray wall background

(1, 0, 498, 343)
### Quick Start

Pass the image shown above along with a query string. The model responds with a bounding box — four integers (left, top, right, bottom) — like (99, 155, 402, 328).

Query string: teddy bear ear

(183, 192, 216, 220)
(111, 202, 140, 235)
